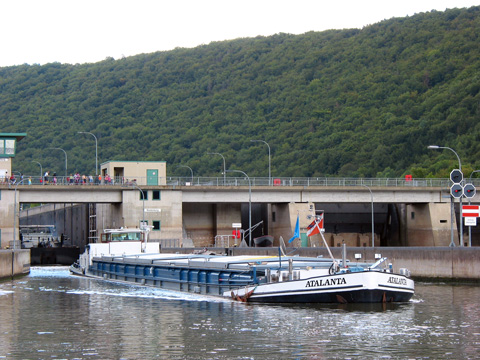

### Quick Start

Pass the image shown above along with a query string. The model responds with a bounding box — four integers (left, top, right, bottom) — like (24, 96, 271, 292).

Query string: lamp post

(225, 169, 251, 246)
(360, 184, 374, 247)
(207, 152, 226, 185)
(427, 145, 461, 170)
(177, 165, 193, 185)
(31, 161, 42, 185)
(78, 132, 98, 175)
(428, 145, 463, 246)
(251, 139, 271, 185)
(49, 147, 68, 180)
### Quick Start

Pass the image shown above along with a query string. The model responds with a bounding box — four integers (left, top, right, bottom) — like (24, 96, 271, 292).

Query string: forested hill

(1, 6, 480, 178)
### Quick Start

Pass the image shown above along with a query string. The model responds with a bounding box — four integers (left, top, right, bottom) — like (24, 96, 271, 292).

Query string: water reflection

(0, 268, 480, 359)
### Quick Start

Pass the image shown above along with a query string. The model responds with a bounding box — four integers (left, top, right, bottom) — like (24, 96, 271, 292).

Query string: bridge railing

(163, 176, 454, 188)
(5, 175, 473, 188)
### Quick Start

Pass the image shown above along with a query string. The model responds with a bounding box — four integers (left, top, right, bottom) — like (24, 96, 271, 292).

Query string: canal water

(0, 267, 479, 360)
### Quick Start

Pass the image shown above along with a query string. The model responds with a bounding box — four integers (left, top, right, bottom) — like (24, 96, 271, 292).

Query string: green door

(146, 169, 158, 185)
(301, 232, 308, 247)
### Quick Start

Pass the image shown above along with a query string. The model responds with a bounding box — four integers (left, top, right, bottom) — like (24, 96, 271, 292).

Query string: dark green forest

(1, 6, 480, 179)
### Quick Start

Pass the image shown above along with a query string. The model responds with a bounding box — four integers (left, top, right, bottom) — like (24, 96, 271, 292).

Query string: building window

(0, 139, 16, 156)
(139, 190, 148, 200)
(411, 212, 415, 220)
(5, 140, 14, 154)
(153, 220, 161, 231)
(152, 190, 161, 200)
(140, 220, 148, 229)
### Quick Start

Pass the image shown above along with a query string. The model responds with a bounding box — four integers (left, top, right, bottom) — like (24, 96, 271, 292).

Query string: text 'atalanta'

(387, 277, 407, 285)
(305, 277, 346, 288)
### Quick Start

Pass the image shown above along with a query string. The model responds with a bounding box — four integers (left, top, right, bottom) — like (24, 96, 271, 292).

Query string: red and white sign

(462, 205, 479, 217)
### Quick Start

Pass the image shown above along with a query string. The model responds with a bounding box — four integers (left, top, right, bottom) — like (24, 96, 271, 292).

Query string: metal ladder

(88, 203, 97, 243)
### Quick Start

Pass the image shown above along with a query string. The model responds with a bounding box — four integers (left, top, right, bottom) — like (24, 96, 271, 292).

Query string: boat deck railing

(97, 253, 355, 272)
(214, 235, 239, 247)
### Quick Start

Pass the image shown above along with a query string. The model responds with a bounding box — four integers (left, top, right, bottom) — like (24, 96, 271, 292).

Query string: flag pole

(311, 215, 338, 271)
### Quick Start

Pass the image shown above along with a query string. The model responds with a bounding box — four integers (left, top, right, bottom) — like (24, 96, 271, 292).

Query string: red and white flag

(307, 214, 324, 237)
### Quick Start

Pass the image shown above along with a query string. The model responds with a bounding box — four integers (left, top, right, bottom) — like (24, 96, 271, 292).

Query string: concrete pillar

(406, 203, 455, 246)
(270, 202, 315, 247)
(120, 189, 183, 245)
(0, 190, 15, 248)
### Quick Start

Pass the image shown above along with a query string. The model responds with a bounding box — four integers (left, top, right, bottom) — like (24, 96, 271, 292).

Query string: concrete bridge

(2, 177, 479, 250)
(11, 183, 447, 204)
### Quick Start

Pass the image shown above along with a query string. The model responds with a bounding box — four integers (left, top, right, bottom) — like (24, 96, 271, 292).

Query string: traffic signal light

(450, 183, 463, 198)
(450, 169, 463, 183)
(464, 183, 476, 198)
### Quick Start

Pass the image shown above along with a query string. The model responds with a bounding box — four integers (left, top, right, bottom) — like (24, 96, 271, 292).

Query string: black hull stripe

(250, 284, 364, 298)
(378, 284, 415, 292)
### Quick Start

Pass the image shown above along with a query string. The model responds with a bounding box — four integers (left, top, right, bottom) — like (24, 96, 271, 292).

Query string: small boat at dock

(70, 221, 414, 304)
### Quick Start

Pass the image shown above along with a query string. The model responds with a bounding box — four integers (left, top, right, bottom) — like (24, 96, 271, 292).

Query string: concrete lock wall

(0, 250, 30, 280)
(20, 203, 89, 248)
(0, 190, 15, 248)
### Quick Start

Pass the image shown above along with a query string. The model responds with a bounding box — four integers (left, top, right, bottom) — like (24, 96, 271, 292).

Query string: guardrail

(3, 176, 478, 188)
(164, 176, 460, 188)
(168, 177, 453, 188)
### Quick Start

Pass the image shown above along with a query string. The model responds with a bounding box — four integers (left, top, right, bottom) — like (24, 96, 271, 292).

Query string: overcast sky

(1, 0, 479, 67)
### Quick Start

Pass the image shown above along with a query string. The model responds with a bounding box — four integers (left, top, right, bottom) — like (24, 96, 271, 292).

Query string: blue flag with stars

(288, 214, 300, 243)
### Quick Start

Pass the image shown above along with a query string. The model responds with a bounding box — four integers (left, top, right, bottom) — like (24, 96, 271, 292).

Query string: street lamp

(360, 184, 374, 247)
(31, 161, 42, 185)
(428, 145, 463, 247)
(177, 165, 193, 185)
(427, 145, 461, 170)
(207, 152, 226, 185)
(225, 169, 251, 246)
(49, 147, 68, 180)
(251, 139, 271, 185)
(78, 131, 98, 175)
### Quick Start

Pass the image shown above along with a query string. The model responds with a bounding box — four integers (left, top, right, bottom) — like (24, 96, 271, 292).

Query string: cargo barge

(70, 222, 415, 304)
